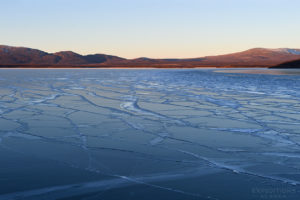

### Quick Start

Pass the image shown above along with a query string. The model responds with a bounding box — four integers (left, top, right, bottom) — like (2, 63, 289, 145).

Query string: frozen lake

(0, 68, 300, 200)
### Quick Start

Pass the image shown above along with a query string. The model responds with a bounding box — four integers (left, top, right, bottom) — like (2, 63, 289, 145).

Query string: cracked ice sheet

(0, 69, 300, 199)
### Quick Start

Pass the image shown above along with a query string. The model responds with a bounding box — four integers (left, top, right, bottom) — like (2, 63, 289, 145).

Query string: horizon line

(1, 44, 300, 60)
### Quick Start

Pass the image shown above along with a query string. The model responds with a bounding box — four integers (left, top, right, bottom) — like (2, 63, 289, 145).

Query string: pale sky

(1, 0, 300, 58)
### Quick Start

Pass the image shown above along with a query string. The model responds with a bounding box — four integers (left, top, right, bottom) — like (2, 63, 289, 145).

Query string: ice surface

(0, 68, 300, 199)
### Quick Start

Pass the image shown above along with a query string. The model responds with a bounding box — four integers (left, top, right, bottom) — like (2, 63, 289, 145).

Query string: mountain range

(1, 45, 300, 68)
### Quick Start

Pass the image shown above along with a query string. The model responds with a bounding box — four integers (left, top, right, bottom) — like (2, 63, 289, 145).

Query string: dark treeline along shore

(271, 59, 300, 68)
(1, 45, 300, 68)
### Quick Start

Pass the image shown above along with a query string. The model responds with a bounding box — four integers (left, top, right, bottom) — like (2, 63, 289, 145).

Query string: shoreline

(0, 64, 272, 69)
(0, 67, 218, 69)
(0, 66, 270, 69)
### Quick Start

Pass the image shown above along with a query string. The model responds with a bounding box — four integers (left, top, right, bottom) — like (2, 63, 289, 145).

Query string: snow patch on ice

(31, 94, 60, 103)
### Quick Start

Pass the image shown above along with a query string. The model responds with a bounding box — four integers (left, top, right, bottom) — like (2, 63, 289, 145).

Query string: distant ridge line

(1, 45, 300, 68)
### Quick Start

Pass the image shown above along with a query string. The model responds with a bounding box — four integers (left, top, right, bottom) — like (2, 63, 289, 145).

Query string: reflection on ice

(263, 152, 300, 159)
(1, 167, 220, 200)
(0, 69, 300, 199)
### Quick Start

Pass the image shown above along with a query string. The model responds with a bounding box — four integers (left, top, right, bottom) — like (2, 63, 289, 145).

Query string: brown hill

(201, 48, 300, 67)
(109, 48, 300, 67)
(0, 45, 125, 66)
(0, 45, 57, 64)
